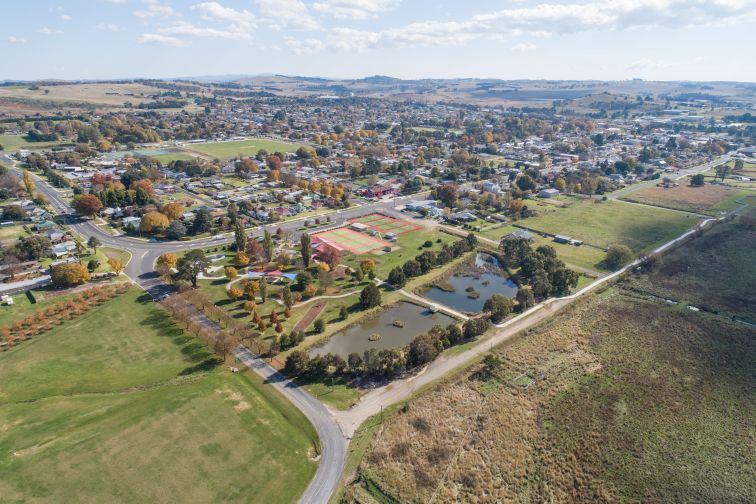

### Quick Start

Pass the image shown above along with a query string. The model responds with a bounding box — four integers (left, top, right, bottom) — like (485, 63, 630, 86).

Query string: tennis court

(312, 227, 391, 255)
(348, 213, 422, 235)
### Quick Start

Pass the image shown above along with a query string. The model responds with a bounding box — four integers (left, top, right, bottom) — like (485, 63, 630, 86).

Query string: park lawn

(0, 288, 82, 328)
(518, 197, 699, 253)
(0, 288, 211, 404)
(150, 152, 197, 164)
(186, 139, 304, 160)
(0, 134, 67, 152)
(0, 287, 319, 504)
(221, 176, 253, 188)
(341, 229, 457, 280)
(101, 246, 131, 266)
(0, 371, 318, 504)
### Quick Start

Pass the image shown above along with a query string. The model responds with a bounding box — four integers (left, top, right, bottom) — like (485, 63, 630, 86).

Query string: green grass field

(341, 229, 457, 280)
(0, 288, 318, 503)
(518, 197, 700, 253)
(186, 139, 304, 160)
(0, 134, 67, 152)
(150, 152, 197, 163)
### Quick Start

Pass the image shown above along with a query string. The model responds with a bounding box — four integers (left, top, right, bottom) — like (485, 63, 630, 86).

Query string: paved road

(235, 347, 347, 504)
(608, 155, 730, 200)
(19, 159, 734, 502)
(20, 168, 420, 504)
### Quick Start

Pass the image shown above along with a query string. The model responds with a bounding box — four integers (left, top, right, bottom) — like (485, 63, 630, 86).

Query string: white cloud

(158, 21, 252, 39)
(134, 0, 176, 18)
(256, 0, 320, 30)
(138, 33, 186, 46)
(7, 36, 27, 44)
(101, 0, 127, 3)
(287, 0, 756, 54)
(312, 0, 400, 20)
(192, 2, 256, 32)
(37, 27, 64, 35)
(511, 41, 536, 52)
(61, 14, 72, 21)
(97, 22, 122, 31)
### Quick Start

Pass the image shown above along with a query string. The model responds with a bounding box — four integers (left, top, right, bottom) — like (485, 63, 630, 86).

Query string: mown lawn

(340, 228, 457, 280)
(0, 287, 318, 503)
(187, 139, 304, 160)
(518, 196, 699, 253)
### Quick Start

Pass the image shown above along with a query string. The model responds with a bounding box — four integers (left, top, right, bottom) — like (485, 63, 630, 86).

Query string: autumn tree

(225, 266, 238, 279)
(140, 211, 169, 234)
(22, 170, 35, 198)
(234, 251, 250, 267)
(51, 262, 90, 287)
(73, 194, 103, 217)
(107, 257, 124, 274)
(228, 287, 244, 301)
(155, 252, 177, 275)
(162, 202, 184, 221)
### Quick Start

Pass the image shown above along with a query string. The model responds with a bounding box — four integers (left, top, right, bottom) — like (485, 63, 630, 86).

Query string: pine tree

(234, 220, 246, 252)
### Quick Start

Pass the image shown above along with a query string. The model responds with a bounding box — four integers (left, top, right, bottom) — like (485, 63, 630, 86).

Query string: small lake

(423, 253, 518, 314)
(309, 302, 455, 358)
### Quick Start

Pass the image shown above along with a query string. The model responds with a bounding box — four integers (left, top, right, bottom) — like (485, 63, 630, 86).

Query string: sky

(3, 0, 756, 82)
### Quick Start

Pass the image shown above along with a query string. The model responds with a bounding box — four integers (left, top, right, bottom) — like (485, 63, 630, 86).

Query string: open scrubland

(0, 288, 317, 503)
(350, 216, 755, 504)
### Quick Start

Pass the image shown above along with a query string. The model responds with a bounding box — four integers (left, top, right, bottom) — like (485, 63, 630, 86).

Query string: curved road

(22, 168, 418, 504)
(20, 156, 735, 503)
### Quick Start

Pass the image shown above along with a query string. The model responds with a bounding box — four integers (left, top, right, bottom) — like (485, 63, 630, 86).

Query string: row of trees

(0, 284, 129, 350)
(285, 316, 490, 381)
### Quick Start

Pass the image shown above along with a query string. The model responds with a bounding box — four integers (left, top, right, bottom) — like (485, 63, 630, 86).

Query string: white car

(213, 234, 224, 240)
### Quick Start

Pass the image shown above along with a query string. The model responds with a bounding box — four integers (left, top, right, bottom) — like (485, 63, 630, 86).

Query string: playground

(348, 213, 422, 236)
(312, 227, 392, 255)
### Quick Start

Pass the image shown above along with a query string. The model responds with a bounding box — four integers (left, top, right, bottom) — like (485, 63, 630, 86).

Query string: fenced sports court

(312, 227, 391, 255)
(348, 213, 422, 235)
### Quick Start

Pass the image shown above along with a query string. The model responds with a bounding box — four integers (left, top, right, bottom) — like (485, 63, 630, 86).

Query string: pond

(423, 253, 518, 314)
(309, 302, 455, 358)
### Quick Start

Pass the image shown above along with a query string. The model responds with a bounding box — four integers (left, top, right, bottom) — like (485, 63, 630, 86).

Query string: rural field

(0, 134, 68, 152)
(623, 214, 756, 320)
(516, 196, 699, 253)
(185, 139, 305, 160)
(0, 288, 318, 503)
(624, 183, 753, 215)
(349, 216, 756, 503)
(0, 83, 160, 108)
